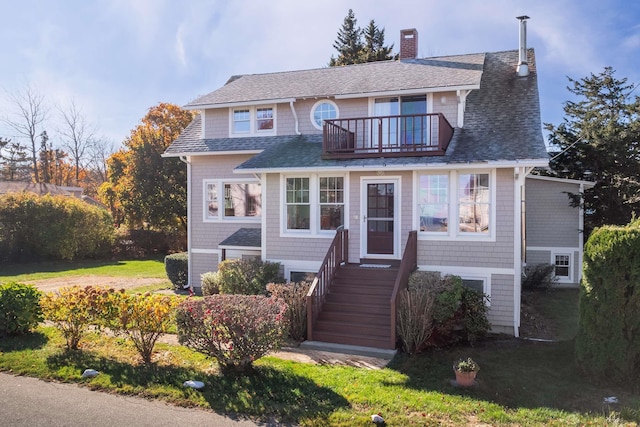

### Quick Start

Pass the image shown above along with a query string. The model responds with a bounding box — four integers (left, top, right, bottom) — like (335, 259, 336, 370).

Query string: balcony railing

(323, 113, 454, 159)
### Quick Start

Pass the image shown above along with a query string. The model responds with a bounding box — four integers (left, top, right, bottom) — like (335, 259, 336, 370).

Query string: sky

(1, 0, 639, 150)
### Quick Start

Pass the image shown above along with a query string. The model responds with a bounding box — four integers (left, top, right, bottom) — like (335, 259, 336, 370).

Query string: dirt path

(29, 275, 168, 294)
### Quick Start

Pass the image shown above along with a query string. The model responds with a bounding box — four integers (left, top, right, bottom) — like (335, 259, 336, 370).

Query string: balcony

(322, 113, 454, 159)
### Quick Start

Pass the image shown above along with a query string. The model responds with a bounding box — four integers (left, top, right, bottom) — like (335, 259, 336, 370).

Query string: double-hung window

(286, 178, 310, 230)
(319, 177, 344, 230)
(204, 179, 261, 221)
(230, 106, 275, 135)
(284, 175, 346, 234)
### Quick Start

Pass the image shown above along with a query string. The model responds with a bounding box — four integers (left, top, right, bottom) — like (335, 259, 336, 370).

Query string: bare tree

(2, 86, 49, 182)
(58, 99, 97, 185)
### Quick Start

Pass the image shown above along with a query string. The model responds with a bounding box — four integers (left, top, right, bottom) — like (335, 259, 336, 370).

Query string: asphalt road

(0, 372, 282, 427)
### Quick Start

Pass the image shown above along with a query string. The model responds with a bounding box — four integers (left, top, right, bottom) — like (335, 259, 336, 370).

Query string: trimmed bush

(0, 282, 43, 336)
(0, 192, 115, 262)
(201, 271, 220, 296)
(522, 263, 557, 291)
(267, 281, 311, 341)
(216, 258, 284, 295)
(110, 292, 179, 364)
(576, 220, 640, 385)
(176, 294, 288, 373)
(40, 286, 121, 349)
(165, 252, 188, 290)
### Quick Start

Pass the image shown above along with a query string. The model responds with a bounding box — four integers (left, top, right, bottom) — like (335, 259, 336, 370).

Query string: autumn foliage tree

(100, 103, 193, 231)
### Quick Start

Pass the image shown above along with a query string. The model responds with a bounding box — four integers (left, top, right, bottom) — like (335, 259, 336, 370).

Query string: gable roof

(185, 53, 485, 109)
(0, 181, 75, 196)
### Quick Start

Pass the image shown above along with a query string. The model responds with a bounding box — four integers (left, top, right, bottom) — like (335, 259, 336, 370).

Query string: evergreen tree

(545, 67, 640, 235)
(361, 20, 394, 62)
(329, 9, 363, 66)
(0, 138, 30, 181)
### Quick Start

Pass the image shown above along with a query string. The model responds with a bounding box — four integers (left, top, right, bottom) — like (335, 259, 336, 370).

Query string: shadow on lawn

(388, 337, 639, 421)
(46, 349, 347, 425)
(0, 331, 49, 351)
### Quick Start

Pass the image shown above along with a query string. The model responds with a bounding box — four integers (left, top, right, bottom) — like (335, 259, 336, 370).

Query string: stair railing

(389, 231, 418, 348)
(306, 226, 348, 341)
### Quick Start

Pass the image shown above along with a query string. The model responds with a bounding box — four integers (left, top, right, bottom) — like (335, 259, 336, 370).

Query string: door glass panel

(373, 98, 399, 148)
(401, 95, 427, 145)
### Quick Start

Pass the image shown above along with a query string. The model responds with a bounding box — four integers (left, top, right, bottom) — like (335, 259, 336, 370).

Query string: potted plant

(453, 357, 479, 386)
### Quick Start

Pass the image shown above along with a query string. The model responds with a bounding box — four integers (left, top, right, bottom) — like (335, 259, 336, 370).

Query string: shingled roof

(165, 49, 548, 169)
(185, 53, 485, 108)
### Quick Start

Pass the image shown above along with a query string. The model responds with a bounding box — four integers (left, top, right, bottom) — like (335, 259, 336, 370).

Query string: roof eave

(184, 98, 297, 111)
(234, 158, 550, 174)
(334, 84, 480, 100)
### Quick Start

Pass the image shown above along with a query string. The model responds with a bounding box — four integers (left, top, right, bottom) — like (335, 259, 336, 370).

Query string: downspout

(289, 100, 301, 135)
(578, 182, 585, 284)
(179, 155, 193, 291)
(513, 166, 534, 337)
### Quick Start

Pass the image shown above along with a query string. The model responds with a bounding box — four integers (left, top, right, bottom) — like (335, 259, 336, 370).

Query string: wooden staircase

(311, 264, 398, 349)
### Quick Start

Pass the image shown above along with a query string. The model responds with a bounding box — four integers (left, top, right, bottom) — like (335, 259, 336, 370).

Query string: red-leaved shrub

(175, 294, 288, 373)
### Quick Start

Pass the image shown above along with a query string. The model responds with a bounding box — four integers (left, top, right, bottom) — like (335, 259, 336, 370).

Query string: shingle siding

(526, 178, 580, 247)
(418, 168, 514, 269)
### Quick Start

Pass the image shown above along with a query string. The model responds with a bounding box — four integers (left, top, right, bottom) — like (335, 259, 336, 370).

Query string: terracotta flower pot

(454, 369, 477, 387)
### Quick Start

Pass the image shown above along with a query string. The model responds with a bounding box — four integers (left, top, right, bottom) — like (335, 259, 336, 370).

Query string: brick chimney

(400, 28, 418, 60)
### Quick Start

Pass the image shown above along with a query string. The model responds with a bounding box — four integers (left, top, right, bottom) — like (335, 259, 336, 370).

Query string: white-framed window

(203, 179, 261, 222)
(285, 177, 310, 230)
(417, 174, 449, 233)
(415, 170, 494, 240)
(310, 100, 339, 130)
(283, 174, 347, 235)
(319, 177, 344, 231)
(458, 173, 490, 234)
(230, 105, 276, 136)
(553, 252, 572, 283)
(461, 276, 491, 306)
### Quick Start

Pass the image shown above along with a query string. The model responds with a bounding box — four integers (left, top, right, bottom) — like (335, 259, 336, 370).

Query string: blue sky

(1, 0, 639, 149)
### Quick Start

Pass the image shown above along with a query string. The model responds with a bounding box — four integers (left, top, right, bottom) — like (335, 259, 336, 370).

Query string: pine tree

(329, 9, 363, 66)
(0, 138, 31, 181)
(545, 67, 640, 234)
(361, 20, 394, 62)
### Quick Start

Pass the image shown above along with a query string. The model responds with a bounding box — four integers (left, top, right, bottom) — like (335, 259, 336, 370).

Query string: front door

(362, 178, 399, 258)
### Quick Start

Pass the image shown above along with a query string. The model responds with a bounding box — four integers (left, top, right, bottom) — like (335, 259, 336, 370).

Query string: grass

(1, 324, 639, 425)
(1, 265, 638, 425)
(0, 258, 168, 282)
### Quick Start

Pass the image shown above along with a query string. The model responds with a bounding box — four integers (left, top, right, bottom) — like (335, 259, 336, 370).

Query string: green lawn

(1, 265, 638, 425)
(0, 258, 167, 282)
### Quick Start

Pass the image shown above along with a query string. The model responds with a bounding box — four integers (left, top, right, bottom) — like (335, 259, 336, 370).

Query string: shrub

(397, 283, 436, 354)
(400, 272, 490, 350)
(0, 282, 43, 336)
(113, 228, 187, 258)
(576, 220, 640, 385)
(216, 258, 284, 295)
(522, 263, 557, 291)
(0, 192, 114, 263)
(176, 294, 288, 373)
(40, 286, 121, 349)
(110, 293, 179, 365)
(201, 271, 220, 296)
(165, 252, 189, 290)
(267, 281, 311, 341)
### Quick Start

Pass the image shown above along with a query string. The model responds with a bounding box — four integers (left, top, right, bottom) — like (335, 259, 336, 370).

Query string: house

(525, 175, 594, 287)
(164, 19, 556, 349)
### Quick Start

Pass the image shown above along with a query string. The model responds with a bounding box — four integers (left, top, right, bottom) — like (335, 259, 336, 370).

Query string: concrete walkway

(0, 372, 280, 427)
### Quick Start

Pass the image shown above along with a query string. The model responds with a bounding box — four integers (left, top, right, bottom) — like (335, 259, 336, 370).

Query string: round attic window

(310, 100, 338, 130)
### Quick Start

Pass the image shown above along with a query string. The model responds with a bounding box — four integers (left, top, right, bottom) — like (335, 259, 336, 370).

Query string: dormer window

(230, 106, 276, 136)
